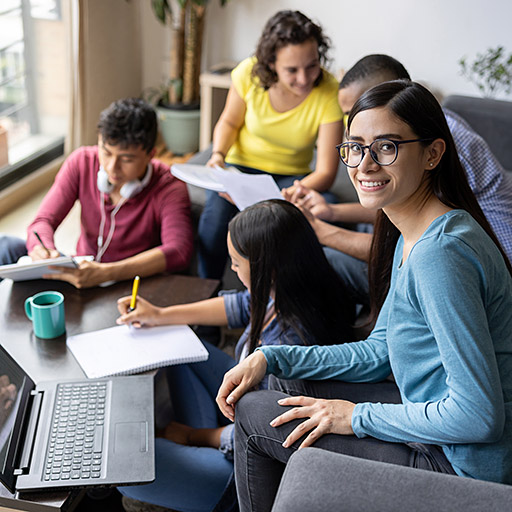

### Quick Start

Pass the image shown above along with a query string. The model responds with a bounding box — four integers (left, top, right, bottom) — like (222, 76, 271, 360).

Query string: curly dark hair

(97, 98, 157, 153)
(252, 10, 331, 90)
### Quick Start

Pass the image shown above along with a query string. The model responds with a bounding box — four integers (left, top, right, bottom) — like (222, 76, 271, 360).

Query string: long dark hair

(253, 10, 331, 90)
(345, 80, 512, 322)
(228, 199, 354, 353)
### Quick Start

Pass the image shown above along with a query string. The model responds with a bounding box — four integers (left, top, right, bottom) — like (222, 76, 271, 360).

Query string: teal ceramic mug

(25, 291, 66, 339)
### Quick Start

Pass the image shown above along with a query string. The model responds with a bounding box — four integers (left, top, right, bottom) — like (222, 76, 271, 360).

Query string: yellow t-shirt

(226, 57, 342, 176)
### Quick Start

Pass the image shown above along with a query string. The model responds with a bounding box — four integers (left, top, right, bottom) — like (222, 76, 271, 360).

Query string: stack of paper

(171, 163, 283, 210)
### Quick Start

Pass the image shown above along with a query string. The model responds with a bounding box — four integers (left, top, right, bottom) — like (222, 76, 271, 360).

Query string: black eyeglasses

(336, 138, 433, 167)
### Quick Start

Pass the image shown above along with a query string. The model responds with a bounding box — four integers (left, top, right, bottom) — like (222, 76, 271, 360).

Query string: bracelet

(212, 150, 226, 160)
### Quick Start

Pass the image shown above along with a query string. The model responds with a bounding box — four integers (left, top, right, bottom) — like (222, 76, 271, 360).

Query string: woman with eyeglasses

(216, 80, 512, 512)
(198, 10, 343, 281)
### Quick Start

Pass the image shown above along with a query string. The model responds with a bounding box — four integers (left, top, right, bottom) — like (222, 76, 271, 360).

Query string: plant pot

(156, 104, 200, 155)
(0, 125, 8, 168)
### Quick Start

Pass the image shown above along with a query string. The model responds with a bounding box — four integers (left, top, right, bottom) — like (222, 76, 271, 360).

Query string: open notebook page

(67, 324, 209, 378)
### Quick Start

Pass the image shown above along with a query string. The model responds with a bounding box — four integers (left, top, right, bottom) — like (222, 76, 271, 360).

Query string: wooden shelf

(199, 71, 232, 150)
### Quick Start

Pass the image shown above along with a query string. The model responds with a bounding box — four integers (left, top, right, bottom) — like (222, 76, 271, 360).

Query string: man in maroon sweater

(20, 98, 193, 288)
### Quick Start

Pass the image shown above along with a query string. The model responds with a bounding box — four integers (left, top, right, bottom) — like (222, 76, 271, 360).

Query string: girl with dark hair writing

(116, 199, 354, 512)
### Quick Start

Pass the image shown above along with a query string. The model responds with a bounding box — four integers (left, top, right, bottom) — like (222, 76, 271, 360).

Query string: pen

(128, 275, 140, 312)
(33, 231, 50, 258)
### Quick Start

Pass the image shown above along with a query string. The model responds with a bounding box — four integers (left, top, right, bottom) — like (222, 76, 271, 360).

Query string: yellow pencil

(129, 275, 140, 311)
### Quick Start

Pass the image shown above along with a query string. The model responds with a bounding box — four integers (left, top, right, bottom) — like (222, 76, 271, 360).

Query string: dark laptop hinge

(14, 390, 43, 476)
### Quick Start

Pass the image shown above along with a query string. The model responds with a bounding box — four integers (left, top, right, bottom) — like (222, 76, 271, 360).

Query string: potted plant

(149, 0, 231, 155)
(459, 46, 512, 98)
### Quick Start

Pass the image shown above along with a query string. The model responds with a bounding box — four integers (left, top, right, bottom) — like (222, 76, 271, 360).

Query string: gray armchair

(271, 448, 512, 512)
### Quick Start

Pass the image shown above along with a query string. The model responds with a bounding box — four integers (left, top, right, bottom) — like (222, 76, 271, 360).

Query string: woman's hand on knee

(270, 396, 356, 449)
(216, 351, 268, 421)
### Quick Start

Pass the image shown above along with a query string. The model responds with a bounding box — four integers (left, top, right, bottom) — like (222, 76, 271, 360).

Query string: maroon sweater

(27, 146, 193, 272)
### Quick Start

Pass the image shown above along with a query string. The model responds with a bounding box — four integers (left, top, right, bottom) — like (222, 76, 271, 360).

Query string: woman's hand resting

(206, 152, 225, 168)
(216, 351, 268, 421)
(271, 396, 356, 449)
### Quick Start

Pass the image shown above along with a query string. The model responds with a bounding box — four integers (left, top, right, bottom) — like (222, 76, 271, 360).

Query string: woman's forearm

(158, 296, 228, 326)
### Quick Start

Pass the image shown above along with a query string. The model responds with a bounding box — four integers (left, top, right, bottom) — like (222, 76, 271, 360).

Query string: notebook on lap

(0, 344, 155, 493)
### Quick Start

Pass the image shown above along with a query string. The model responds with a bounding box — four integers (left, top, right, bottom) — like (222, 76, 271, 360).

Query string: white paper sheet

(171, 163, 284, 209)
(171, 163, 241, 192)
(213, 171, 283, 210)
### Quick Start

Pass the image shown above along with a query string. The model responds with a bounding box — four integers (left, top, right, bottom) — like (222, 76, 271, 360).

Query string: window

(0, 0, 67, 191)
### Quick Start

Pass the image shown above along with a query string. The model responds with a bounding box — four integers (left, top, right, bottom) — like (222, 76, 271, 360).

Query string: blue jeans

(323, 248, 369, 306)
(0, 235, 27, 265)
(197, 166, 338, 280)
(322, 222, 373, 307)
(119, 342, 236, 512)
(165, 341, 235, 429)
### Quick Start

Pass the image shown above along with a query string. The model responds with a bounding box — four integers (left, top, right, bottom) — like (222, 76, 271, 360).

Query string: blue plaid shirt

(445, 109, 512, 262)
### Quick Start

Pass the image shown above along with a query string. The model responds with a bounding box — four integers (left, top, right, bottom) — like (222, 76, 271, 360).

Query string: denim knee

(0, 235, 27, 266)
(198, 191, 238, 279)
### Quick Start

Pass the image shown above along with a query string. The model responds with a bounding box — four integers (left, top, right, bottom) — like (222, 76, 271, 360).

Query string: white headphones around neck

(94, 163, 153, 262)
(96, 163, 153, 199)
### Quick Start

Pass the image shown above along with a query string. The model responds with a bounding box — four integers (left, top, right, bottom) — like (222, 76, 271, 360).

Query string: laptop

(0, 344, 155, 493)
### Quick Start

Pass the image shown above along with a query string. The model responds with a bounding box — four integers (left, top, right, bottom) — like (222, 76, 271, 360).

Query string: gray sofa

(442, 94, 512, 171)
(272, 448, 512, 512)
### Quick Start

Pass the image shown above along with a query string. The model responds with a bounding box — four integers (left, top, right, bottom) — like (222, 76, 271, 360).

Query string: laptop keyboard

(43, 382, 107, 482)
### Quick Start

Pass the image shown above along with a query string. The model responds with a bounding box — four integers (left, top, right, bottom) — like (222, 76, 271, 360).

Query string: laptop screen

(0, 346, 34, 492)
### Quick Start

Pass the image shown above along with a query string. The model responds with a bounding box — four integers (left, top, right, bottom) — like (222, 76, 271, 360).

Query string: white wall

(141, 0, 512, 101)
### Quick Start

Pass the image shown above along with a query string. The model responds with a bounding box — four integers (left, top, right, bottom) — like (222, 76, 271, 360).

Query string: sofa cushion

(272, 448, 512, 512)
(442, 95, 512, 172)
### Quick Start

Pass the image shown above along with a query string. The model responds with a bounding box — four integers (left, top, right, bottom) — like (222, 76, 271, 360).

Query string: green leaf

(151, 0, 172, 24)
(458, 45, 512, 97)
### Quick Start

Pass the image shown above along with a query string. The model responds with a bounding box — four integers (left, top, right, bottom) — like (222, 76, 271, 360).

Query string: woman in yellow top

(198, 10, 343, 280)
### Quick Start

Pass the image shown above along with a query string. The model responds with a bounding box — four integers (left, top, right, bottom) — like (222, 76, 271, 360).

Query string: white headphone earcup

(97, 167, 114, 194)
(97, 162, 153, 198)
(119, 162, 153, 199)
(120, 181, 142, 199)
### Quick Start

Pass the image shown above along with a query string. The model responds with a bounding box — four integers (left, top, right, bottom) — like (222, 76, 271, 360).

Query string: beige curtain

(67, 0, 143, 152)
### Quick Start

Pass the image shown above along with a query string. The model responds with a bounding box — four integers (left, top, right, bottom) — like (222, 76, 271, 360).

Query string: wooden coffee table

(0, 273, 219, 511)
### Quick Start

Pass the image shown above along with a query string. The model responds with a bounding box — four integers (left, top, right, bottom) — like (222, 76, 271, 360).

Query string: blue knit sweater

(260, 210, 512, 484)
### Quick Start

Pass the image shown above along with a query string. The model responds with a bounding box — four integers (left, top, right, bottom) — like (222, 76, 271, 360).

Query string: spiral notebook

(67, 324, 209, 378)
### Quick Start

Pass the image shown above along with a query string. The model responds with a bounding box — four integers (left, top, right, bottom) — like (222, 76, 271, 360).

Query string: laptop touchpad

(114, 422, 148, 453)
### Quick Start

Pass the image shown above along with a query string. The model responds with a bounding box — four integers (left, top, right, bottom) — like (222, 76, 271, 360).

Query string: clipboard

(0, 256, 94, 282)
